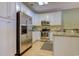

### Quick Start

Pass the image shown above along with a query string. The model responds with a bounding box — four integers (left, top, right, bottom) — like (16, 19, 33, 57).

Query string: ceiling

(23, 2, 79, 13)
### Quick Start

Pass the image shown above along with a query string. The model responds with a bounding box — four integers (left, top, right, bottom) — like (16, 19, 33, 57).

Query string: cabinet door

(54, 36, 79, 56)
(7, 2, 16, 20)
(54, 36, 64, 56)
(53, 12, 62, 25)
(0, 3, 8, 18)
(50, 12, 62, 25)
(32, 31, 41, 42)
(0, 19, 16, 56)
(50, 13, 54, 25)
(0, 20, 8, 56)
(7, 21, 16, 56)
(33, 14, 41, 26)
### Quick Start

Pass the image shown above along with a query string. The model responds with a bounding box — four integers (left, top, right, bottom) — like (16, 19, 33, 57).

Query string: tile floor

(23, 40, 53, 56)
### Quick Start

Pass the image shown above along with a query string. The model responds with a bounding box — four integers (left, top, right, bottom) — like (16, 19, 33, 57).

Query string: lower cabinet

(0, 20, 8, 55)
(32, 31, 41, 42)
(54, 36, 79, 56)
(0, 19, 16, 56)
(7, 21, 16, 56)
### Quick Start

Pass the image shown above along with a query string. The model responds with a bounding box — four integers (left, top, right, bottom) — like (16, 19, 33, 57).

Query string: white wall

(16, 2, 35, 25)
(16, 2, 34, 17)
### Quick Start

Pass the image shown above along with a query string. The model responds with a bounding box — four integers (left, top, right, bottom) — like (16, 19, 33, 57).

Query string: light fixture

(38, 2, 44, 5)
(44, 2, 48, 4)
(38, 2, 48, 5)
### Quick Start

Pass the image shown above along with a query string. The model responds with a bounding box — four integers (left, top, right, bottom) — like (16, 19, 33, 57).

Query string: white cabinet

(32, 11, 62, 26)
(0, 3, 8, 18)
(53, 12, 62, 25)
(0, 19, 16, 56)
(63, 9, 79, 29)
(32, 31, 41, 42)
(7, 21, 16, 56)
(49, 32, 54, 41)
(50, 12, 62, 25)
(33, 14, 41, 26)
(0, 2, 16, 20)
(54, 36, 79, 56)
(7, 2, 16, 20)
(0, 20, 8, 56)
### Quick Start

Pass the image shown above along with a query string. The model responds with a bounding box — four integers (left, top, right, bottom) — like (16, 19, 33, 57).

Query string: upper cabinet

(32, 14, 41, 26)
(0, 2, 16, 20)
(63, 8, 79, 29)
(7, 2, 16, 20)
(33, 12, 62, 26)
(0, 3, 8, 18)
(50, 12, 62, 25)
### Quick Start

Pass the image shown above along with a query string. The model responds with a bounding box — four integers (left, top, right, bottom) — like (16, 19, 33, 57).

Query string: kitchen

(17, 2, 79, 56)
(0, 2, 79, 56)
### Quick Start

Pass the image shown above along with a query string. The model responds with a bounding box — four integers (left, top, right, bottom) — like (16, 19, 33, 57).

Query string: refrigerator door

(16, 11, 32, 55)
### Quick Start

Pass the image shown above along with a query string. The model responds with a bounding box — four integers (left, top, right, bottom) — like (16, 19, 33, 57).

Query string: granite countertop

(53, 32, 79, 37)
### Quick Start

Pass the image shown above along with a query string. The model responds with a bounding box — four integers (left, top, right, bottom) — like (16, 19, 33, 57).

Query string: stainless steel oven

(41, 21, 50, 42)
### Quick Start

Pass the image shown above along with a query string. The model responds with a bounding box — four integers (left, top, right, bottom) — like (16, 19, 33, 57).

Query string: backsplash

(63, 29, 79, 33)
(32, 25, 62, 31)
(32, 26, 42, 31)
(50, 25, 62, 31)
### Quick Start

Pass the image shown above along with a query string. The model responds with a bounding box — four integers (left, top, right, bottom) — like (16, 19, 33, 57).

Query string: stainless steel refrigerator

(15, 11, 32, 56)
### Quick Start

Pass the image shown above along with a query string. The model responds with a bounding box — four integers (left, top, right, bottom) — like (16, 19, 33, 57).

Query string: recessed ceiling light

(44, 2, 48, 4)
(38, 2, 44, 5)
(38, 2, 48, 5)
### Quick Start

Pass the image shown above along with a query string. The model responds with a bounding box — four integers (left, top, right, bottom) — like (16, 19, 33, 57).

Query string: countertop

(53, 32, 79, 37)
